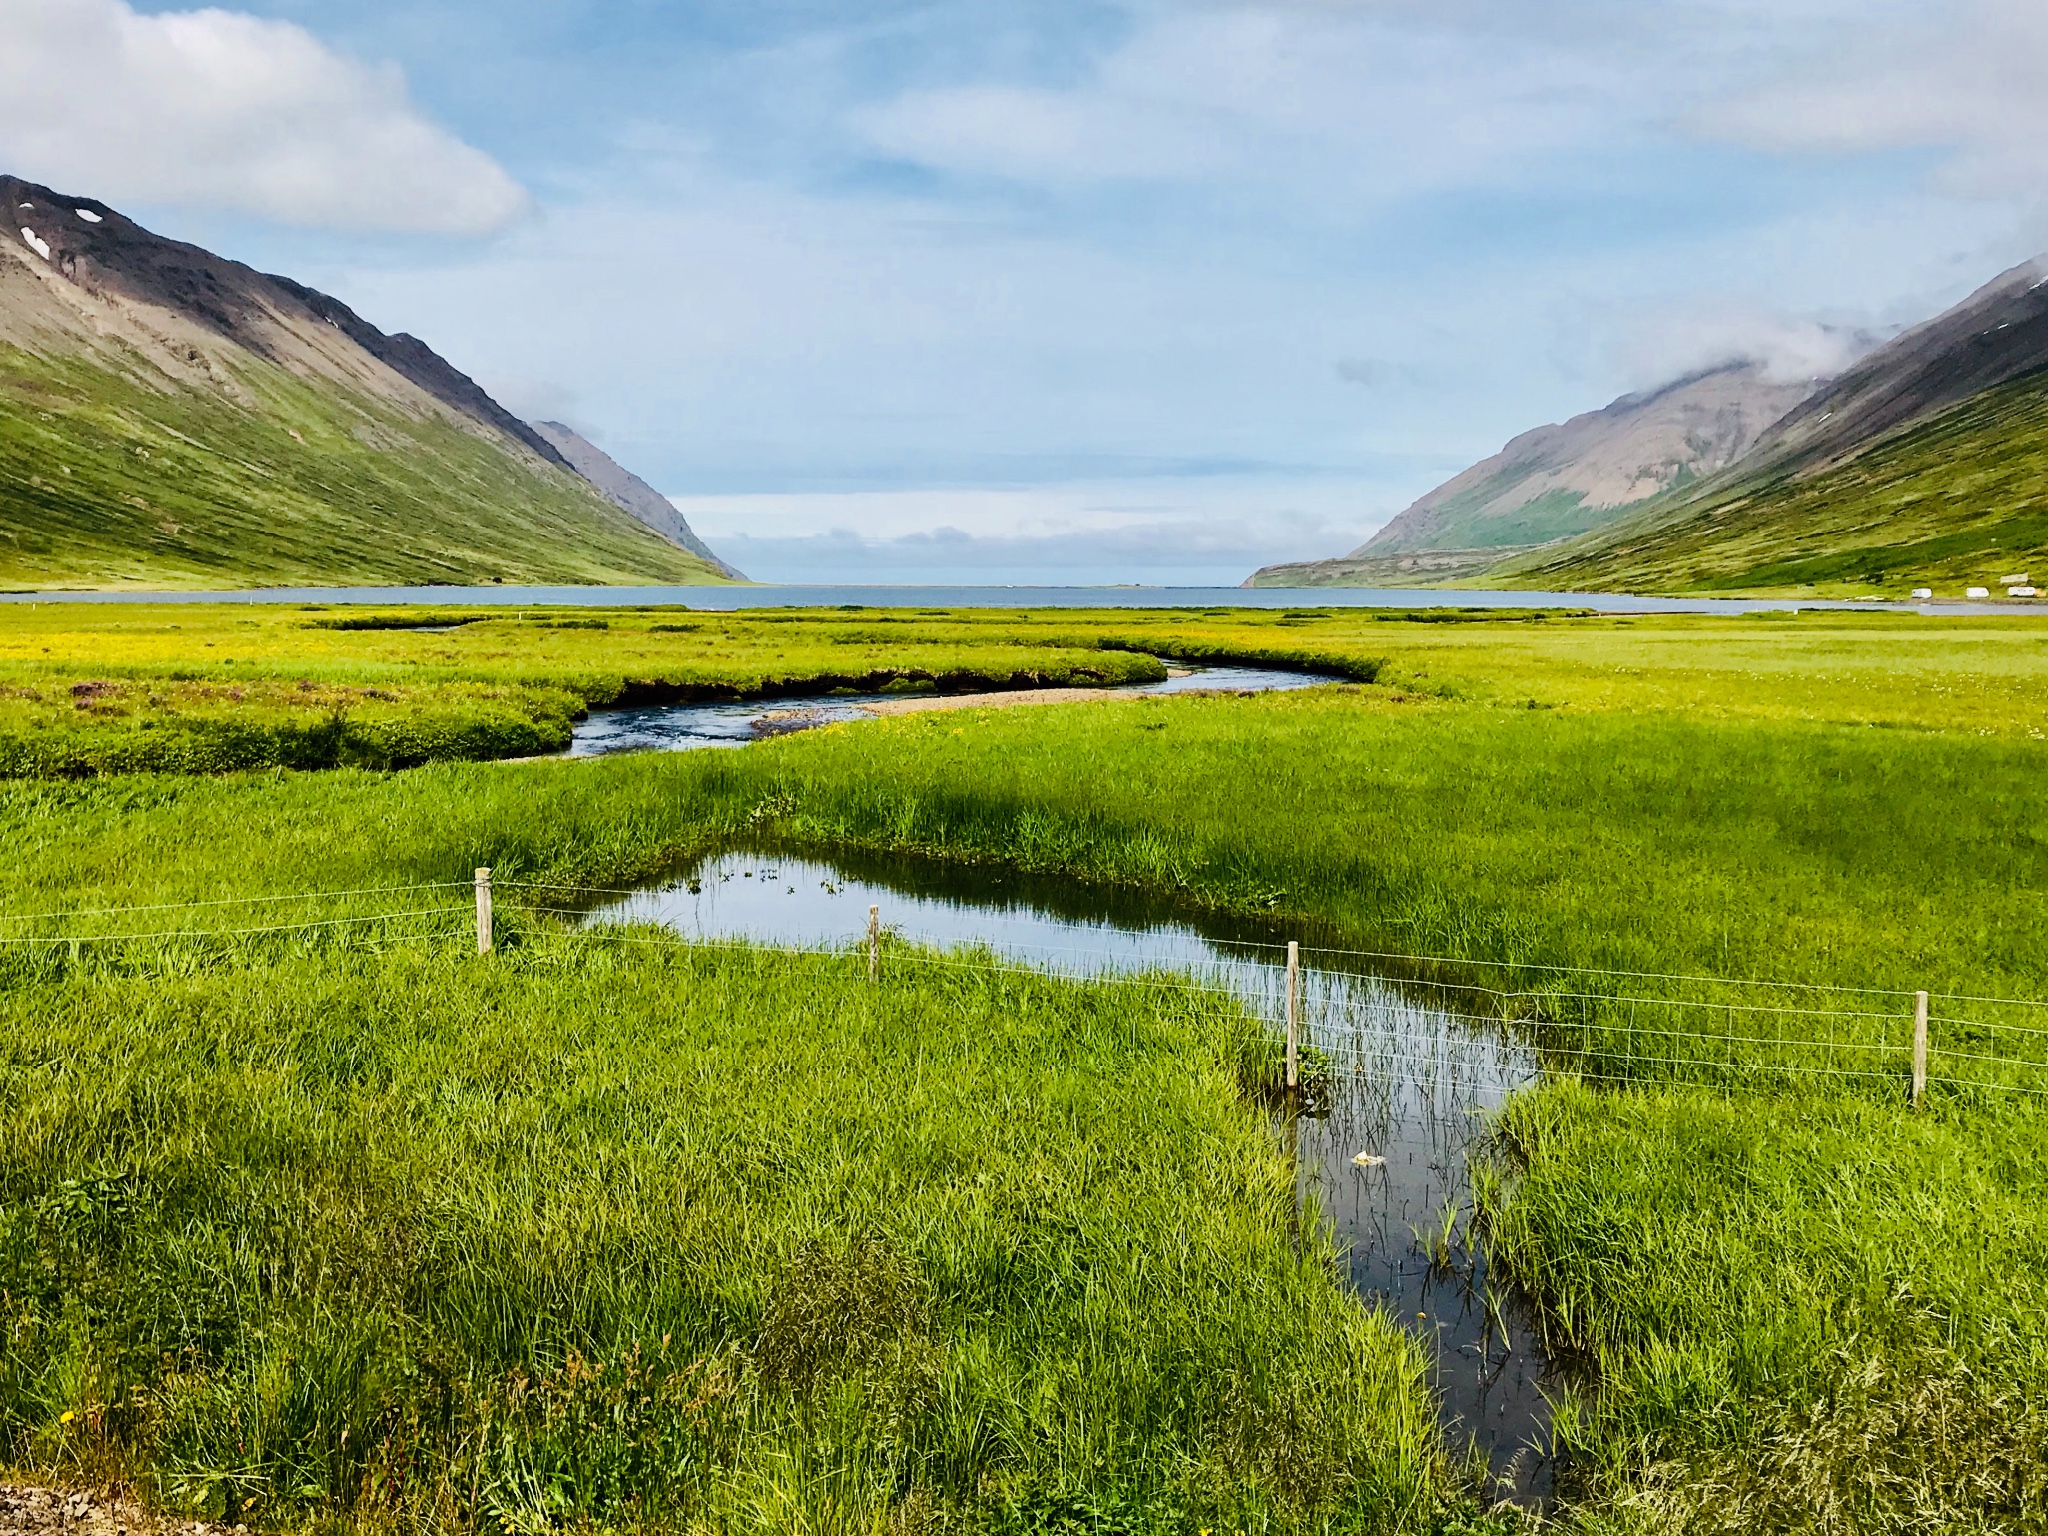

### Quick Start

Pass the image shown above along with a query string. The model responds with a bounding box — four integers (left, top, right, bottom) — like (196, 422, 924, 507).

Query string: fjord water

(585, 849, 1556, 1498)
(3, 582, 2011, 614)
(566, 662, 1331, 755)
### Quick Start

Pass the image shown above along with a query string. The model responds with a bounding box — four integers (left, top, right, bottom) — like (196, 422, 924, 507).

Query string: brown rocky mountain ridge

(3, 175, 566, 464)
(1253, 255, 2048, 592)
(1485, 256, 2048, 594)
(530, 420, 744, 579)
(0, 173, 733, 586)
(1704, 258, 2048, 485)
(1249, 361, 1822, 586)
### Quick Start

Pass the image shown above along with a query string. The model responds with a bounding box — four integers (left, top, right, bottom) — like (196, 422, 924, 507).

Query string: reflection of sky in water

(566, 664, 1334, 756)
(586, 850, 1555, 1501)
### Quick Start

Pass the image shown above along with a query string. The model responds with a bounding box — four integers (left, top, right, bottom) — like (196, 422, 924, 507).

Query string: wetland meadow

(1, 601, 2045, 1534)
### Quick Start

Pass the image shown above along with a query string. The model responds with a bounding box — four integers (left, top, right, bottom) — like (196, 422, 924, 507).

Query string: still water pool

(583, 847, 1560, 1501)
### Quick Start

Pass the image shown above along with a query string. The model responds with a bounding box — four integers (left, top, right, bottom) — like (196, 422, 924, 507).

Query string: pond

(565, 662, 1337, 756)
(582, 847, 1561, 1502)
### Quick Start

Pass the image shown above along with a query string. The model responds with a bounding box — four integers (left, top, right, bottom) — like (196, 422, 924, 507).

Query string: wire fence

(0, 872, 2043, 1102)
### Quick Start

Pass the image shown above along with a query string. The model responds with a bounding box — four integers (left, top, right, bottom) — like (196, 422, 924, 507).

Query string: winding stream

(584, 848, 1560, 1501)
(565, 663, 1335, 756)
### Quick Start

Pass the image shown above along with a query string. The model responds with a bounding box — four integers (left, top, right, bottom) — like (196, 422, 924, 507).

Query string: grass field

(3, 604, 2047, 1532)
(0, 934, 1463, 1535)
(2, 601, 2044, 775)
(0, 605, 1184, 774)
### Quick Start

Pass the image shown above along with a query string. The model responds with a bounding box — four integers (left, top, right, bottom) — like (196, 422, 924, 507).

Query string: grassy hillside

(0, 340, 730, 590)
(1374, 485, 1615, 552)
(1499, 369, 2048, 597)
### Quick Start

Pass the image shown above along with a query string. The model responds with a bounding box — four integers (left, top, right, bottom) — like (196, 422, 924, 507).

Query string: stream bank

(578, 844, 1564, 1503)
(565, 662, 1339, 756)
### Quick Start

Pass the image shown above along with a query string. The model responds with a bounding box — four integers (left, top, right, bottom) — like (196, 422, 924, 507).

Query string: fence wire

(1, 876, 2044, 1101)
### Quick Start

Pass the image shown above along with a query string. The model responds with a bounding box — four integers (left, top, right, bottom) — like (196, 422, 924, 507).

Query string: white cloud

(1610, 301, 1885, 388)
(0, 0, 527, 234)
(854, 6, 1619, 200)
(302, 0, 2048, 582)
(1702, 0, 2048, 201)
(667, 479, 1376, 584)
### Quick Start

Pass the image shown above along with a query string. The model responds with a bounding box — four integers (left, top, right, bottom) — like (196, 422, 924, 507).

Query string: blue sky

(9, 0, 2048, 583)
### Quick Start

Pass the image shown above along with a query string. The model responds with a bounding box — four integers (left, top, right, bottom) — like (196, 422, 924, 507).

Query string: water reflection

(566, 664, 1336, 756)
(581, 848, 1563, 1498)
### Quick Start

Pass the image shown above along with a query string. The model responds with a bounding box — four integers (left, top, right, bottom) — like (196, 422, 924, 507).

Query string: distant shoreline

(2, 584, 2039, 616)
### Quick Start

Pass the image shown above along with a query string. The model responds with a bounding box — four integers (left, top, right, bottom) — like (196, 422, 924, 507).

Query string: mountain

(528, 421, 744, 579)
(1718, 259, 2048, 484)
(0, 174, 736, 589)
(1496, 258, 2048, 595)
(1248, 362, 1820, 587)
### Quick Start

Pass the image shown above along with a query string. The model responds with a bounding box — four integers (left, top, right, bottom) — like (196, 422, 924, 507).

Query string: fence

(1, 868, 2045, 1104)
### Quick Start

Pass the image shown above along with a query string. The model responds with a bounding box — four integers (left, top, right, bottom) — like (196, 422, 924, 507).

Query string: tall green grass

(7, 609, 2048, 1529)
(6, 604, 2047, 777)
(1480, 1083, 2048, 1532)
(0, 933, 1450, 1534)
(0, 605, 1178, 776)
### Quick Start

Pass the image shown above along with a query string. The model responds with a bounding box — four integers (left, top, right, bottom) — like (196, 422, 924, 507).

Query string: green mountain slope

(1248, 363, 1818, 587)
(0, 176, 731, 590)
(1258, 259, 2048, 596)
(1497, 366, 2048, 596)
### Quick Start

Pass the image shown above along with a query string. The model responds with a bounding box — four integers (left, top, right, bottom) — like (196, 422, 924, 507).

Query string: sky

(8, 0, 2048, 585)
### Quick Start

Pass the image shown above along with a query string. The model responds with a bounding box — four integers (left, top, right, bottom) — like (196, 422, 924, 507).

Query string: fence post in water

(1912, 989, 1929, 1107)
(475, 867, 493, 956)
(1285, 940, 1300, 1092)
(868, 904, 880, 984)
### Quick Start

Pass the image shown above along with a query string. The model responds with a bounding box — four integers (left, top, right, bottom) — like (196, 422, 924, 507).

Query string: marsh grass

(0, 932, 1451, 1534)
(7, 607, 2048, 1530)
(5, 603, 2048, 776)
(0, 676, 586, 775)
(0, 606, 1177, 776)
(1480, 1083, 2048, 1532)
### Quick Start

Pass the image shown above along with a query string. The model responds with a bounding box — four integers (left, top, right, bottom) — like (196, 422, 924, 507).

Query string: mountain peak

(4, 172, 569, 468)
(529, 422, 745, 579)
(0, 173, 736, 588)
(1725, 256, 2048, 483)
(1358, 361, 1820, 557)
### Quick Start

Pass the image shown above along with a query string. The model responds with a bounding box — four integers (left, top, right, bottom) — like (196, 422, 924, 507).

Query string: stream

(584, 848, 1560, 1501)
(565, 663, 1334, 756)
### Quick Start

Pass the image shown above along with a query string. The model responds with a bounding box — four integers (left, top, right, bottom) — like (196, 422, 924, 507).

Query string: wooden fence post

(475, 867, 493, 956)
(1912, 989, 1929, 1107)
(868, 904, 880, 983)
(1285, 940, 1300, 1092)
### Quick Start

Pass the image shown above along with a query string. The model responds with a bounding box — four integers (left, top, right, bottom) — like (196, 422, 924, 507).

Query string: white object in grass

(2000, 572, 2030, 585)
(1967, 586, 1991, 598)
(1352, 1152, 1386, 1168)
(18, 227, 49, 260)
(1911, 588, 1933, 599)
(74, 208, 101, 224)
(2012, 587, 2040, 598)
